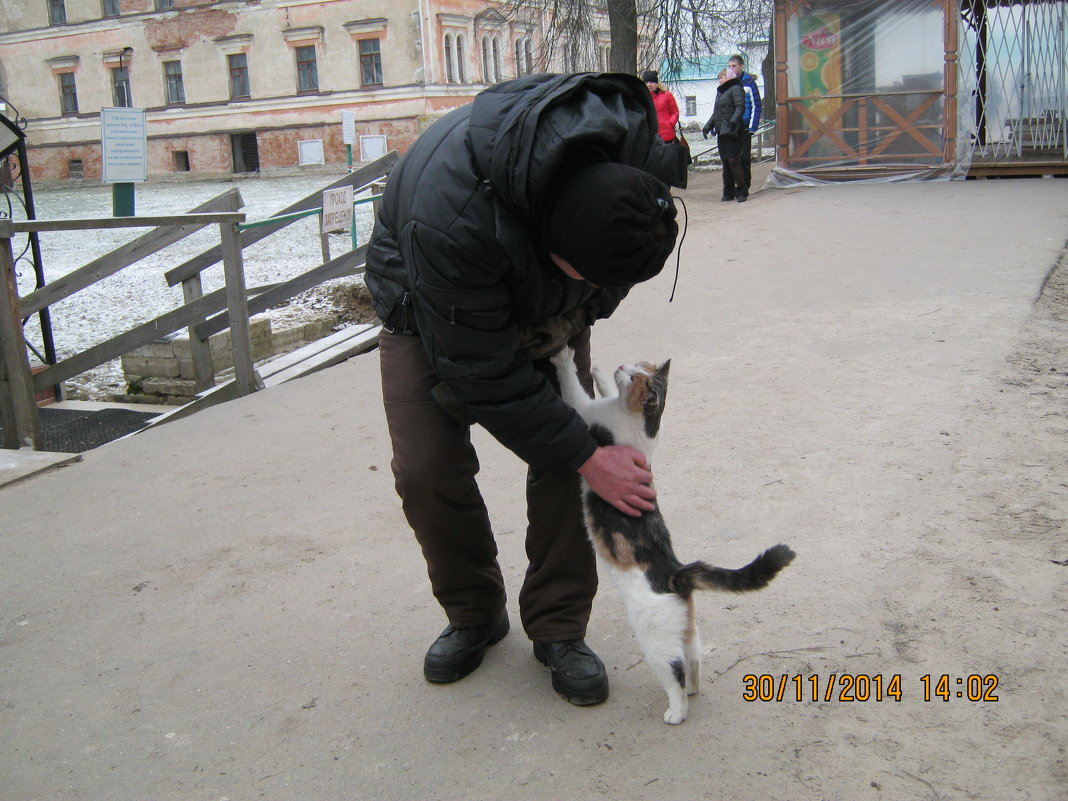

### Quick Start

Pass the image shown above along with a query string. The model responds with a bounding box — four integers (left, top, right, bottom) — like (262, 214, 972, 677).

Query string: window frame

(163, 60, 185, 105)
(58, 72, 79, 115)
(101, 0, 120, 18)
(228, 52, 251, 99)
(358, 38, 383, 88)
(295, 45, 319, 93)
(48, 0, 67, 25)
(110, 65, 131, 107)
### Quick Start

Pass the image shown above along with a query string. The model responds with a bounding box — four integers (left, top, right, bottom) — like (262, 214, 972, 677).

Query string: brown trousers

(379, 329, 597, 643)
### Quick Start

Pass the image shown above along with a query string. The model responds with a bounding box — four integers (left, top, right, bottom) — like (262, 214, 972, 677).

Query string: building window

(296, 45, 318, 92)
(111, 66, 131, 106)
(444, 33, 468, 83)
(68, 158, 84, 178)
(48, 0, 66, 25)
(480, 37, 501, 83)
(164, 60, 185, 104)
(359, 39, 382, 87)
(685, 95, 697, 116)
(154, 0, 173, 9)
(228, 53, 250, 99)
(515, 38, 533, 77)
(102, 0, 120, 18)
(58, 72, 79, 114)
(173, 150, 190, 171)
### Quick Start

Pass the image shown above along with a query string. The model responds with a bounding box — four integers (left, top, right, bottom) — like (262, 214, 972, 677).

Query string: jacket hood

(467, 73, 661, 225)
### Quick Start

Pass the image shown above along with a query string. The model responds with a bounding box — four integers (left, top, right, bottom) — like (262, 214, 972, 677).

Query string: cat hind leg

(659, 658, 690, 724)
(629, 594, 692, 724)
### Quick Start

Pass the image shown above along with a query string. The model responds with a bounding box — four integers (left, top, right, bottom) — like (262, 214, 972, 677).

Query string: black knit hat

(541, 162, 678, 288)
(641, 70, 659, 84)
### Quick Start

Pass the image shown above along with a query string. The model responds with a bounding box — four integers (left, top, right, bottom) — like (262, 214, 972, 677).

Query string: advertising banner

(799, 13, 843, 124)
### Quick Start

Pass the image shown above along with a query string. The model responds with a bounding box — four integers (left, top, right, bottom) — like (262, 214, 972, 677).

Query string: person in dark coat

(365, 72, 687, 707)
(702, 67, 748, 202)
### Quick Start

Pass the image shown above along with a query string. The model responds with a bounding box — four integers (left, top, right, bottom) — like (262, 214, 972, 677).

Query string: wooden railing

(779, 90, 946, 169)
(0, 151, 398, 451)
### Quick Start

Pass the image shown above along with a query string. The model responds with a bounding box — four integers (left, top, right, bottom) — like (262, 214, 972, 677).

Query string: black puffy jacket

(366, 72, 687, 474)
(702, 76, 745, 139)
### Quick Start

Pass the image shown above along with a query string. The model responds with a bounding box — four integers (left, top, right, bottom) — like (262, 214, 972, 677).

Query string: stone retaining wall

(120, 314, 338, 405)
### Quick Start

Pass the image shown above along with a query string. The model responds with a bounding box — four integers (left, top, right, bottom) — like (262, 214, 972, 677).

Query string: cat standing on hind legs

(550, 347, 796, 724)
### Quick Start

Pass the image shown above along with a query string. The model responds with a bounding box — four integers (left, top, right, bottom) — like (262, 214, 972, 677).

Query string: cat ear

(659, 359, 671, 377)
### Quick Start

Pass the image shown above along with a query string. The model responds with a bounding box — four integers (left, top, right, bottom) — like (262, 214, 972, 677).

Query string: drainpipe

(418, 0, 436, 86)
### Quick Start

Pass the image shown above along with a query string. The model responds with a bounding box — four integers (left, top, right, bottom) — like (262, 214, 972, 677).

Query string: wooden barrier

(0, 151, 399, 452)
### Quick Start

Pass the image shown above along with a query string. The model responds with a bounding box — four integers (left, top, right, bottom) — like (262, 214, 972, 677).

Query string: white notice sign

(341, 111, 356, 145)
(321, 185, 353, 234)
(100, 107, 147, 183)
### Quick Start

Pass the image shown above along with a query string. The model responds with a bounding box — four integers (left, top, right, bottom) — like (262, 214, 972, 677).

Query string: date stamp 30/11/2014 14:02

(742, 673, 1001, 703)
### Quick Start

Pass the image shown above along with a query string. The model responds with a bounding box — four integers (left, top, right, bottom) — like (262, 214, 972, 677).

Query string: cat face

(615, 360, 671, 439)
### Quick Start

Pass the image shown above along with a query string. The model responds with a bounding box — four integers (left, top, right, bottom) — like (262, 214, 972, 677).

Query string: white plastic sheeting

(769, 0, 1068, 186)
(769, 0, 958, 186)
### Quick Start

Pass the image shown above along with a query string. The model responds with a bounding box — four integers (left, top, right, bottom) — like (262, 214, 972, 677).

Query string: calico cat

(550, 348, 795, 724)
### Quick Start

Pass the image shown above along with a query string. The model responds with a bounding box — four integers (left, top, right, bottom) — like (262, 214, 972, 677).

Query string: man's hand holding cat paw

(578, 445, 656, 517)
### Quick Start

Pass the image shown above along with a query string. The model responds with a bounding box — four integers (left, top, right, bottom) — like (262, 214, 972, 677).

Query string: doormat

(0, 407, 159, 454)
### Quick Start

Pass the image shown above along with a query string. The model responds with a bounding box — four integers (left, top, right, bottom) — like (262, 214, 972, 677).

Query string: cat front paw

(663, 704, 687, 725)
(549, 346, 576, 374)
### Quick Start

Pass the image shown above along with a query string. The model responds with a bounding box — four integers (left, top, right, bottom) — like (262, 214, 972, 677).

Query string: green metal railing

(239, 194, 383, 250)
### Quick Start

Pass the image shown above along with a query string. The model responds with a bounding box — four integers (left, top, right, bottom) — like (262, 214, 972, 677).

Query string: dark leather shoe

(736, 194, 748, 203)
(720, 194, 735, 201)
(533, 639, 609, 706)
(424, 609, 509, 683)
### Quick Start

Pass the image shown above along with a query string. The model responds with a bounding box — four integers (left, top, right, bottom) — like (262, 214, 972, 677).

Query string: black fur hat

(541, 162, 678, 288)
(641, 70, 659, 84)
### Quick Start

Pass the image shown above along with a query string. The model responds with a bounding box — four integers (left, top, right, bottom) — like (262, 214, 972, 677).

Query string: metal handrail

(693, 120, 777, 166)
(238, 194, 383, 231)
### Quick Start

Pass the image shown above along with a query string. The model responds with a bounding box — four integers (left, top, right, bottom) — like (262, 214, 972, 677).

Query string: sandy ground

(2, 170, 1067, 801)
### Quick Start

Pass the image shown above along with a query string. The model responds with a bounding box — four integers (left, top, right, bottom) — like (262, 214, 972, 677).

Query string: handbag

(675, 124, 693, 166)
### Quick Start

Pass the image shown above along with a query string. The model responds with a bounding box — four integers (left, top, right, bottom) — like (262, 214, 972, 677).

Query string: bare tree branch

(496, 0, 772, 78)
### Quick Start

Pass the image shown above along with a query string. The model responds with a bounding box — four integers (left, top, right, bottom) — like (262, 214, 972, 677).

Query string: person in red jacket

(642, 70, 680, 143)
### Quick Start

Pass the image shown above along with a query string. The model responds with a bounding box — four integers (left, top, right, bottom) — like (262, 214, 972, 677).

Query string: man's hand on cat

(578, 445, 656, 517)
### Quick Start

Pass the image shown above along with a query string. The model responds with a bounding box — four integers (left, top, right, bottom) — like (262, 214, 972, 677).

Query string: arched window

(480, 36, 491, 83)
(491, 36, 501, 81)
(456, 34, 466, 82)
(515, 37, 534, 77)
(444, 33, 454, 83)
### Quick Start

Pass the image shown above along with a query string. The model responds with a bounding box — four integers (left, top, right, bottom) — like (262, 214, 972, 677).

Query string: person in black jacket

(365, 72, 687, 706)
(702, 67, 748, 202)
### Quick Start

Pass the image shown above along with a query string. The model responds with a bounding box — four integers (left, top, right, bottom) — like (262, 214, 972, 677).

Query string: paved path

(2, 172, 1066, 800)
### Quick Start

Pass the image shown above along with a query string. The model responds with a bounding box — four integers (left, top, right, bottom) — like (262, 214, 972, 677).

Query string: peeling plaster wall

(1, 1, 600, 181)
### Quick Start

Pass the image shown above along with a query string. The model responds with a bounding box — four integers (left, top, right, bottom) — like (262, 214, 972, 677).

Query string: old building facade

(0, 0, 607, 181)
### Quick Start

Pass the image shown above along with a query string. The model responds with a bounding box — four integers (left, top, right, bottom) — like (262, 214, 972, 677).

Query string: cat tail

(669, 545, 796, 596)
